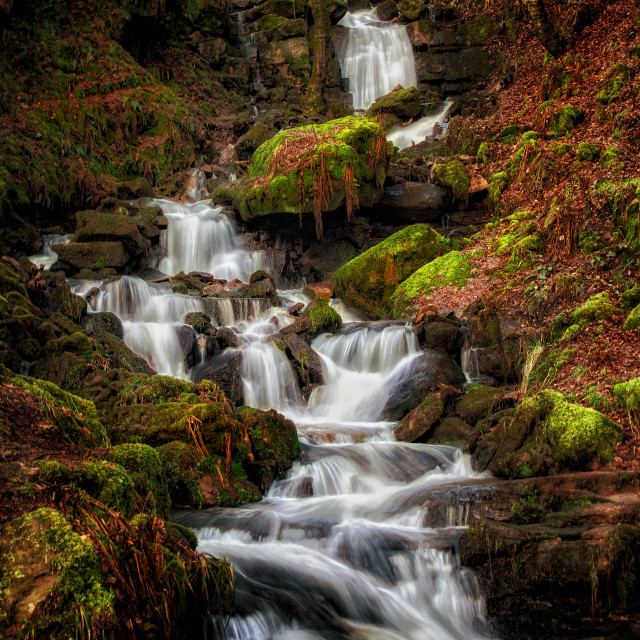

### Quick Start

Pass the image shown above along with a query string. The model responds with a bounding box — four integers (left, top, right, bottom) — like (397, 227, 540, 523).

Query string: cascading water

(387, 98, 455, 149)
(338, 9, 418, 110)
(29, 233, 73, 270)
(71, 197, 493, 638)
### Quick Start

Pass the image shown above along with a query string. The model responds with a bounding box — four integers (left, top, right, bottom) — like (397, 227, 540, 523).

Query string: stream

(65, 199, 495, 639)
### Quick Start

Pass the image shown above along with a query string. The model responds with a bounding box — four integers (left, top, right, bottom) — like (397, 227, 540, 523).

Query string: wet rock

(394, 390, 445, 442)
(192, 349, 244, 405)
(428, 416, 473, 443)
(201, 283, 226, 297)
(454, 383, 506, 425)
(365, 85, 421, 130)
(380, 182, 450, 223)
(74, 211, 147, 256)
(302, 281, 334, 301)
(287, 302, 305, 316)
(84, 311, 124, 339)
(176, 325, 198, 370)
(52, 241, 129, 273)
(215, 327, 240, 349)
(418, 320, 464, 353)
(282, 333, 324, 394)
(280, 315, 312, 336)
(381, 349, 465, 421)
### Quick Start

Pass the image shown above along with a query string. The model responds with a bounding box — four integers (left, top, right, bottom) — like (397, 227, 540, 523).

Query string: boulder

(380, 182, 450, 222)
(381, 349, 465, 421)
(365, 86, 421, 130)
(52, 241, 129, 272)
(418, 320, 464, 353)
(332, 224, 448, 317)
(394, 390, 445, 442)
(116, 178, 154, 199)
(191, 349, 244, 405)
(428, 416, 473, 443)
(85, 311, 124, 339)
(302, 281, 334, 301)
(282, 333, 324, 394)
(74, 211, 146, 256)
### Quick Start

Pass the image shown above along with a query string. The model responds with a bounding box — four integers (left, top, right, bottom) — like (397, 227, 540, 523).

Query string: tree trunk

(524, 0, 567, 58)
(305, 0, 332, 115)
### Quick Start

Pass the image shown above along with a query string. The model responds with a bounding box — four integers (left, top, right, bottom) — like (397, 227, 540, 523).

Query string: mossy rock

(622, 303, 640, 331)
(433, 159, 471, 207)
(541, 103, 584, 137)
(107, 443, 171, 520)
(613, 377, 640, 413)
(596, 63, 632, 105)
(600, 145, 622, 169)
(332, 224, 448, 317)
(455, 383, 504, 424)
(488, 171, 509, 209)
(52, 283, 88, 323)
(235, 123, 272, 161)
(391, 251, 472, 317)
(575, 142, 601, 162)
(38, 459, 135, 516)
(73, 211, 146, 256)
(157, 441, 203, 508)
(0, 508, 114, 638)
(477, 390, 622, 477)
(53, 241, 129, 271)
(551, 292, 618, 340)
(397, 0, 425, 20)
(116, 178, 155, 200)
(619, 284, 640, 310)
(0, 263, 27, 297)
(365, 86, 421, 125)
(498, 124, 519, 144)
(302, 297, 342, 336)
(0, 365, 108, 446)
(215, 116, 389, 229)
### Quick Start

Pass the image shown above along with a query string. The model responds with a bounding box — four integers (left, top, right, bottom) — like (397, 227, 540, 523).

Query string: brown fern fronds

(344, 163, 359, 221)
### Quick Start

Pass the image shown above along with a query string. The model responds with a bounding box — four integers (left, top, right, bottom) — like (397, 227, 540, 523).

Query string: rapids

(74, 199, 494, 639)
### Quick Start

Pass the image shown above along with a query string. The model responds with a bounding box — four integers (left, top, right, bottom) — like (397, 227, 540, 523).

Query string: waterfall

(69, 193, 494, 640)
(156, 200, 264, 281)
(338, 9, 418, 110)
(29, 233, 73, 270)
(387, 98, 455, 149)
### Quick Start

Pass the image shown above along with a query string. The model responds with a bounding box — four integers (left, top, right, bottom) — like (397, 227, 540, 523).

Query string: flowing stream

(73, 199, 493, 638)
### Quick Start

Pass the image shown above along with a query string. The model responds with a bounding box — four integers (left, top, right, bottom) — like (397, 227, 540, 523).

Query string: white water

(156, 199, 264, 281)
(387, 98, 455, 150)
(338, 9, 418, 110)
(70, 199, 493, 638)
(29, 233, 73, 270)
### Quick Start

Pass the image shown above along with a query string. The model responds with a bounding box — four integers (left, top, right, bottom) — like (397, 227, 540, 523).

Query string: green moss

(157, 441, 203, 508)
(518, 131, 540, 147)
(551, 142, 572, 156)
(477, 141, 492, 164)
(38, 459, 135, 516)
(576, 142, 602, 162)
(619, 285, 640, 310)
(551, 292, 618, 340)
(540, 390, 623, 465)
(303, 297, 342, 336)
(596, 63, 632, 105)
(397, 0, 425, 20)
(0, 365, 108, 446)
(0, 508, 114, 637)
(391, 251, 472, 317)
(600, 145, 623, 170)
(551, 105, 584, 137)
(332, 224, 448, 317)
(365, 86, 421, 122)
(433, 159, 471, 206)
(498, 124, 519, 144)
(613, 377, 640, 412)
(622, 303, 640, 331)
(454, 384, 503, 424)
(107, 444, 171, 519)
(488, 171, 509, 209)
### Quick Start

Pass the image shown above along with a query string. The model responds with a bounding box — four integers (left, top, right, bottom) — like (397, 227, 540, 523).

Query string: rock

(302, 281, 334, 301)
(332, 224, 448, 318)
(74, 211, 147, 256)
(302, 298, 342, 337)
(418, 320, 464, 353)
(214, 117, 389, 231)
(235, 123, 272, 161)
(116, 178, 154, 199)
(215, 327, 240, 349)
(473, 390, 623, 478)
(191, 349, 244, 405)
(85, 311, 124, 339)
(381, 350, 465, 421)
(454, 383, 505, 425)
(176, 324, 198, 370)
(185, 312, 213, 334)
(394, 390, 445, 442)
(201, 283, 226, 297)
(365, 86, 421, 129)
(280, 315, 312, 336)
(433, 158, 471, 207)
(52, 241, 129, 272)
(282, 333, 324, 393)
(287, 302, 305, 315)
(380, 182, 450, 222)
(375, 0, 396, 21)
(428, 416, 473, 443)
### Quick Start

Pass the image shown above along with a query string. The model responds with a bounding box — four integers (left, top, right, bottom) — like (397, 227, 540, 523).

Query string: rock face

(379, 182, 450, 223)
(214, 117, 389, 238)
(332, 223, 448, 317)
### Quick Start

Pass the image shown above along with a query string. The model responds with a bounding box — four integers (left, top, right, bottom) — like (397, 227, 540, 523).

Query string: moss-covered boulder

(214, 116, 390, 236)
(0, 508, 114, 638)
(52, 241, 129, 272)
(613, 377, 640, 413)
(332, 224, 448, 317)
(551, 292, 618, 340)
(365, 86, 421, 130)
(454, 383, 504, 425)
(391, 251, 472, 317)
(433, 159, 471, 207)
(473, 390, 623, 477)
(158, 441, 204, 508)
(539, 103, 584, 137)
(575, 142, 601, 162)
(116, 178, 155, 200)
(622, 303, 640, 331)
(302, 297, 342, 336)
(235, 123, 273, 161)
(73, 210, 147, 256)
(596, 63, 632, 104)
(619, 284, 640, 310)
